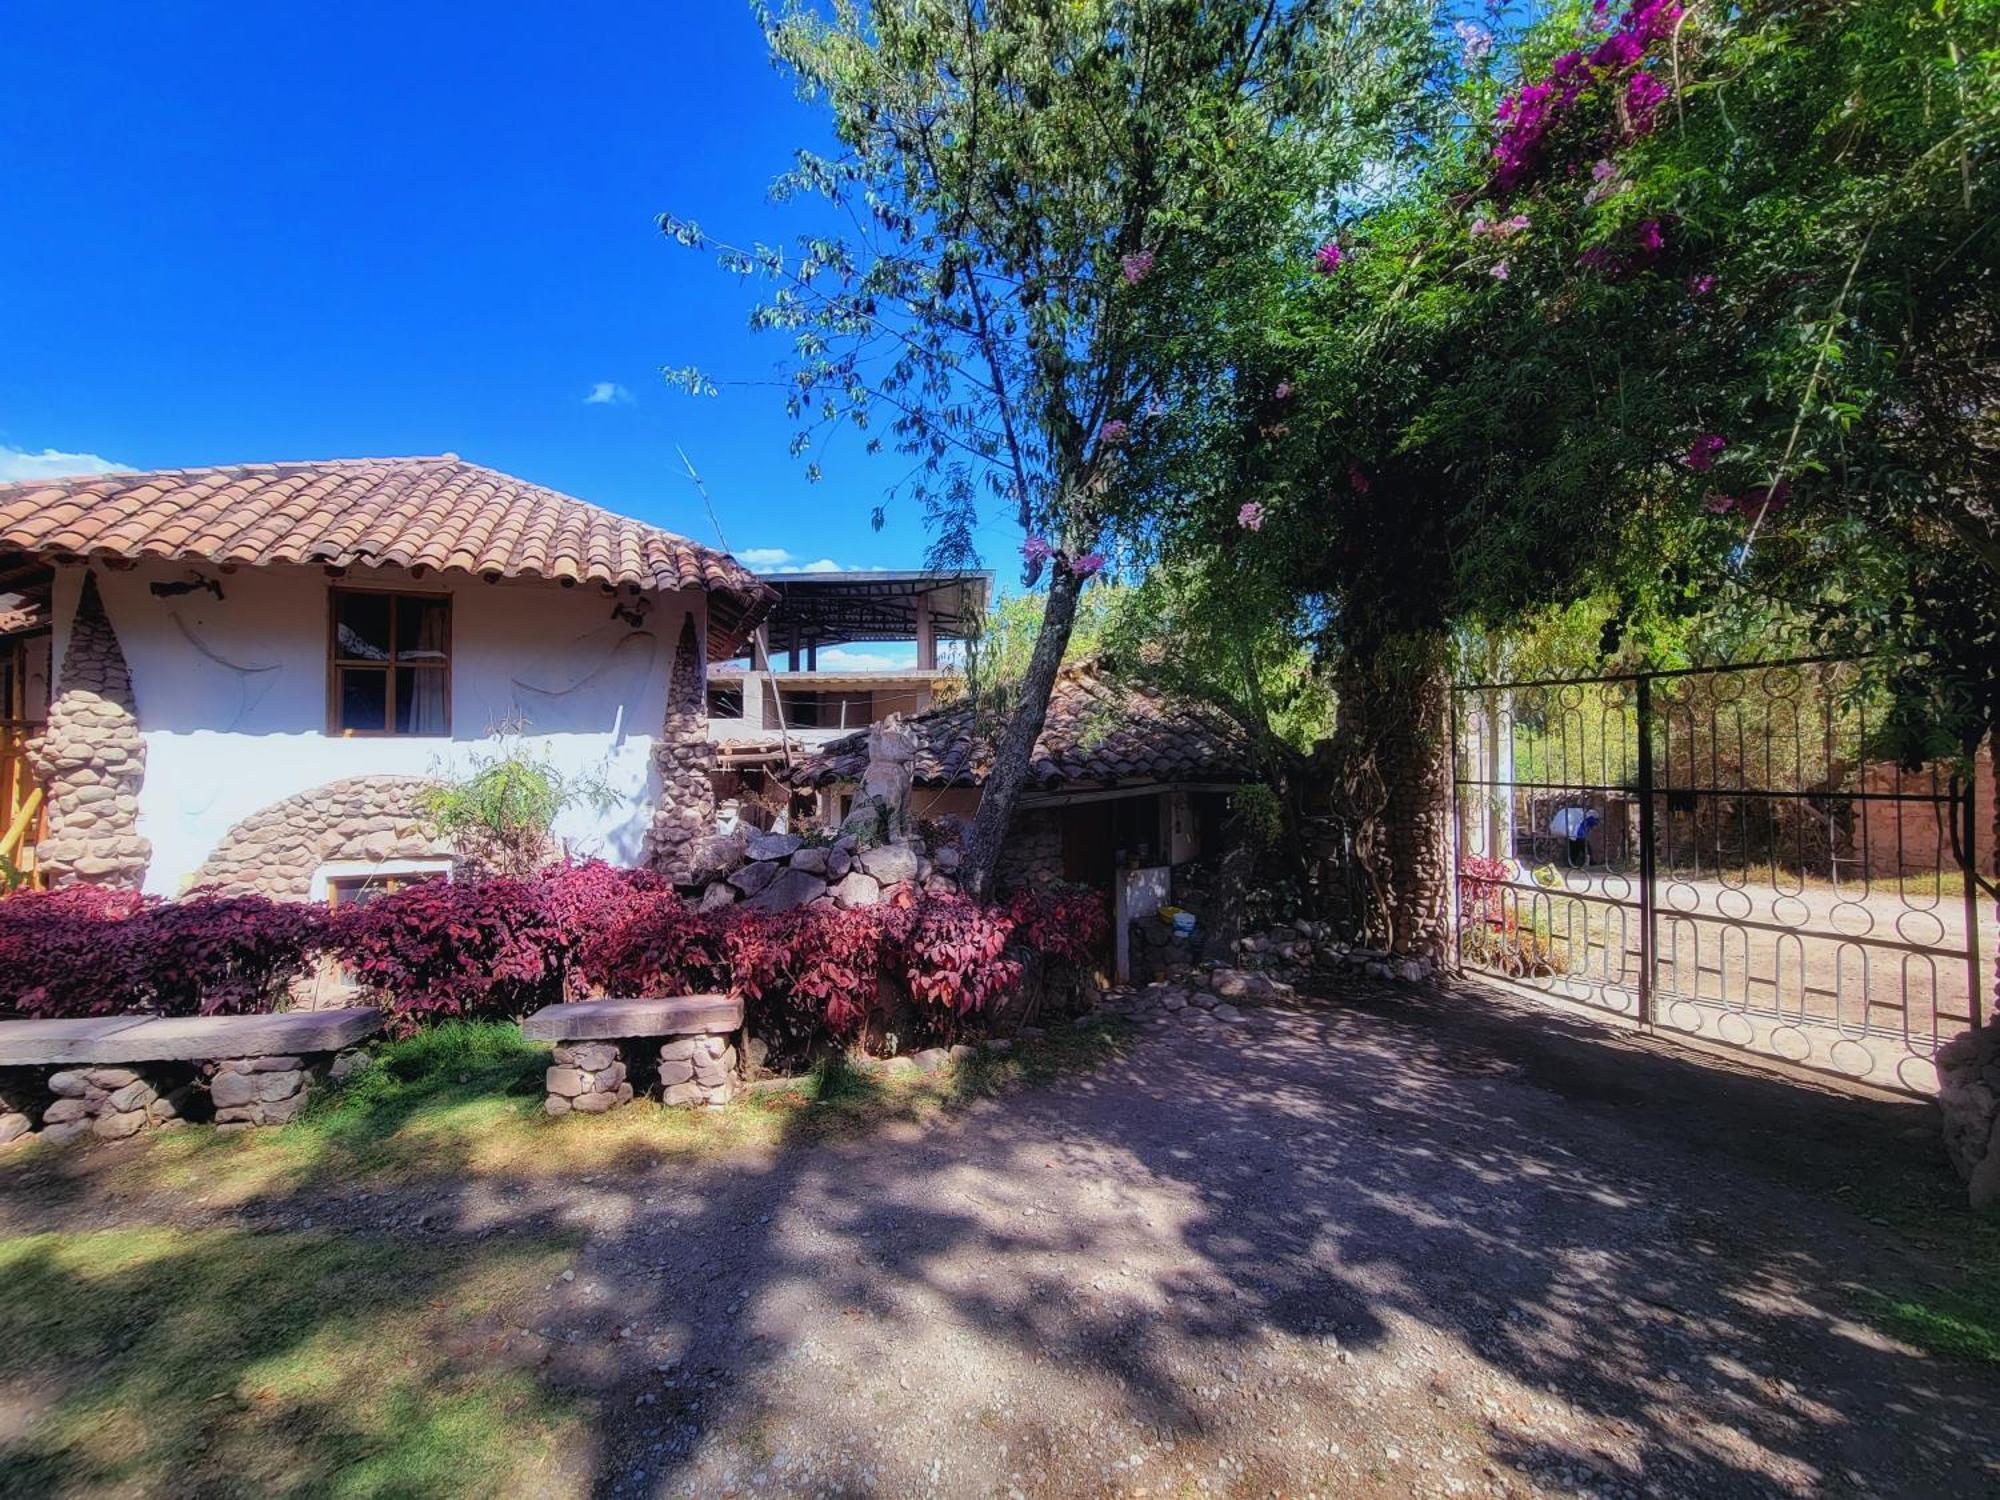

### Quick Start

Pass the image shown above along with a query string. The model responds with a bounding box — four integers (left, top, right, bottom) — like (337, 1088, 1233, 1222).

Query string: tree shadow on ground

(5, 975, 1998, 1498)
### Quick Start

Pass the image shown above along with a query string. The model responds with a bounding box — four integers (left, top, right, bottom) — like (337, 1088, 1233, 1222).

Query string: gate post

(1635, 672, 1657, 1031)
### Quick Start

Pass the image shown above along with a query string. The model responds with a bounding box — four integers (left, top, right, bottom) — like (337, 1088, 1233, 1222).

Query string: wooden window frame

(326, 585, 453, 738)
(325, 868, 446, 912)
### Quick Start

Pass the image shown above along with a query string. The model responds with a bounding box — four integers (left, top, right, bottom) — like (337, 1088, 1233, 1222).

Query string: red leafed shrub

(1457, 853, 1511, 929)
(893, 893, 1021, 1021)
(0, 887, 325, 1018)
(128, 896, 329, 1016)
(331, 876, 570, 1032)
(540, 859, 671, 952)
(1005, 885, 1110, 968)
(578, 890, 729, 998)
(727, 904, 891, 1053)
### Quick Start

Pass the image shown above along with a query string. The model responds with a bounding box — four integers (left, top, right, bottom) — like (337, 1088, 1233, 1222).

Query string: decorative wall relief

(186, 775, 451, 900)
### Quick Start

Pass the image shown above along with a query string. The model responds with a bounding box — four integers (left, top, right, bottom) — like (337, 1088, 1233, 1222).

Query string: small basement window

(324, 869, 444, 912)
(329, 588, 451, 736)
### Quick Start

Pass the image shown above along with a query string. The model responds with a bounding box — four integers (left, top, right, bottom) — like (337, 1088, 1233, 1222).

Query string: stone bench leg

(43, 1067, 188, 1144)
(545, 1042, 631, 1117)
(207, 1055, 320, 1130)
(659, 1032, 736, 1108)
(0, 1070, 37, 1151)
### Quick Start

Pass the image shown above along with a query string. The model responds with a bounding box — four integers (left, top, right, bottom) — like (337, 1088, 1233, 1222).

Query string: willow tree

(667, 0, 1441, 896)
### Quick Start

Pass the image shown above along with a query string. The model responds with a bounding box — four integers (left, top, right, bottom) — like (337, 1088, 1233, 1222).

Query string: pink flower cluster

(1098, 419, 1129, 445)
(1490, 0, 1682, 194)
(1313, 240, 1345, 275)
(1578, 217, 1666, 277)
(1022, 535, 1053, 565)
(1472, 214, 1531, 240)
(1685, 433, 1725, 471)
(1070, 552, 1105, 577)
(1121, 249, 1155, 285)
(1237, 501, 1266, 531)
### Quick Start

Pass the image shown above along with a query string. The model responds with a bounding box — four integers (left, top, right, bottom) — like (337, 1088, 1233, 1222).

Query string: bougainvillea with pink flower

(1490, 0, 1682, 196)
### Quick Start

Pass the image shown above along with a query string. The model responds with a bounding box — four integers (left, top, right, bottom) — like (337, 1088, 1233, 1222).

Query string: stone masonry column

(644, 612, 717, 881)
(544, 1042, 632, 1116)
(658, 1031, 737, 1108)
(30, 571, 151, 887)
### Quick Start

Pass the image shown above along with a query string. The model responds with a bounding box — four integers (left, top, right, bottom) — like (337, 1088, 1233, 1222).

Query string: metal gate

(1451, 658, 1987, 1094)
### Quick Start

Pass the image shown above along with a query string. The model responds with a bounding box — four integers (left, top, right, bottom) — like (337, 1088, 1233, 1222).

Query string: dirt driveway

(6, 976, 1998, 1498)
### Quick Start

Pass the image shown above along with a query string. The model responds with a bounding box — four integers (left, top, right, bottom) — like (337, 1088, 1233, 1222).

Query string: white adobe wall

(49, 560, 704, 896)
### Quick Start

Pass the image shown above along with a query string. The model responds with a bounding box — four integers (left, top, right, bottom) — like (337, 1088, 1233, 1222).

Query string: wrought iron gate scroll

(1451, 658, 1986, 1094)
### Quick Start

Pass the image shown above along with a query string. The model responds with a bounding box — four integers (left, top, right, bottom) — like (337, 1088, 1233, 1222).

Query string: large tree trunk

(1322, 629, 1454, 966)
(962, 563, 1085, 901)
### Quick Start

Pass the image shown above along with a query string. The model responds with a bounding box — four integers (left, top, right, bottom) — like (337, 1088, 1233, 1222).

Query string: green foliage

(1232, 783, 1285, 850)
(671, 0, 1447, 574)
(417, 725, 612, 879)
(945, 585, 1117, 733)
(1119, 0, 1996, 765)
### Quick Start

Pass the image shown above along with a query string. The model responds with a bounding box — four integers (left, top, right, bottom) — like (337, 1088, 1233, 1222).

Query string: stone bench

(0, 1008, 382, 1146)
(521, 995, 744, 1114)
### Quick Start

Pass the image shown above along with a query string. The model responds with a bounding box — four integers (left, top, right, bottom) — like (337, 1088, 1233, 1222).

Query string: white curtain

(403, 600, 449, 734)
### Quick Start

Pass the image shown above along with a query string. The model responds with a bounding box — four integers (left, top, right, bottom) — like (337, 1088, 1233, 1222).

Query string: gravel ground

(7, 974, 1998, 1498)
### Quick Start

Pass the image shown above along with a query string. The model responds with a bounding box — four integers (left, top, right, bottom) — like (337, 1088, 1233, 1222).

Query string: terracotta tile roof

(786, 663, 1258, 791)
(0, 456, 776, 656)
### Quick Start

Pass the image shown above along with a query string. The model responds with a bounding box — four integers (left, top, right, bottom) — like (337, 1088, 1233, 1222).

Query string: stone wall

(687, 826, 956, 916)
(40, 1065, 189, 1144)
(995, 808, 1062, 894)
(643, 614, 717, 881)
(186, 775, 451, 899)
(0, 1070, 38, 1151)
(30, 571, 151, 887)
(1937, 1023, 2000, 1212)
(205, 1055, 320, 1130)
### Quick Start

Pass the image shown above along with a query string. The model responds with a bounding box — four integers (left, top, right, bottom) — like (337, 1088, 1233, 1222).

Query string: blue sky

(1, 1, 997, 614)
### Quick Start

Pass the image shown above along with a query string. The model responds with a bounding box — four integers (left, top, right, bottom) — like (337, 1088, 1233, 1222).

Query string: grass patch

(1829, 1169, 2000, 1366)
(18, 1016, 1135, 1205)
(0, 1225, 584, 1498)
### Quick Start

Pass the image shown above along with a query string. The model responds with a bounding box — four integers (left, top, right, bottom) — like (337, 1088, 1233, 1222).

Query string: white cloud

(583, 381, 633, 405)
(737, 549, 881, 574)
(0, 444, 129, 481)
(812, 648, 916, 668)
(819, 644, 917, 672)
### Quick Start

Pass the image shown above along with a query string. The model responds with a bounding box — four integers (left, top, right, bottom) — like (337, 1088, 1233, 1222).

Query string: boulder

(826, 844, 853, 879)
(684, 830, 748, 886)
(830, 871, 882, 908)
(746, 829, 803, 862)
(699, 882, 738, 911)
(741, 867, 828, 913)
(859, 842, 922, 886)
(790, 845, 829, 875)
(728, 861, 781, 898)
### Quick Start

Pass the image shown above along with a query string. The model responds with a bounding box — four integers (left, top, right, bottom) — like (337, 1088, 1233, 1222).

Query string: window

(329, 588, 450, 736)
(706, 684, 744, 719)
(325, 869, 444, 912)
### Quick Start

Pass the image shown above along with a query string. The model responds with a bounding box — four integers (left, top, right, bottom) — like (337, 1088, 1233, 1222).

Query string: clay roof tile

(0, 456, 774, 657)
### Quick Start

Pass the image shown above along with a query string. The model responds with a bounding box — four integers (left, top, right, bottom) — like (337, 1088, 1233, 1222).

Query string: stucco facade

(47, 560, 711, 896)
